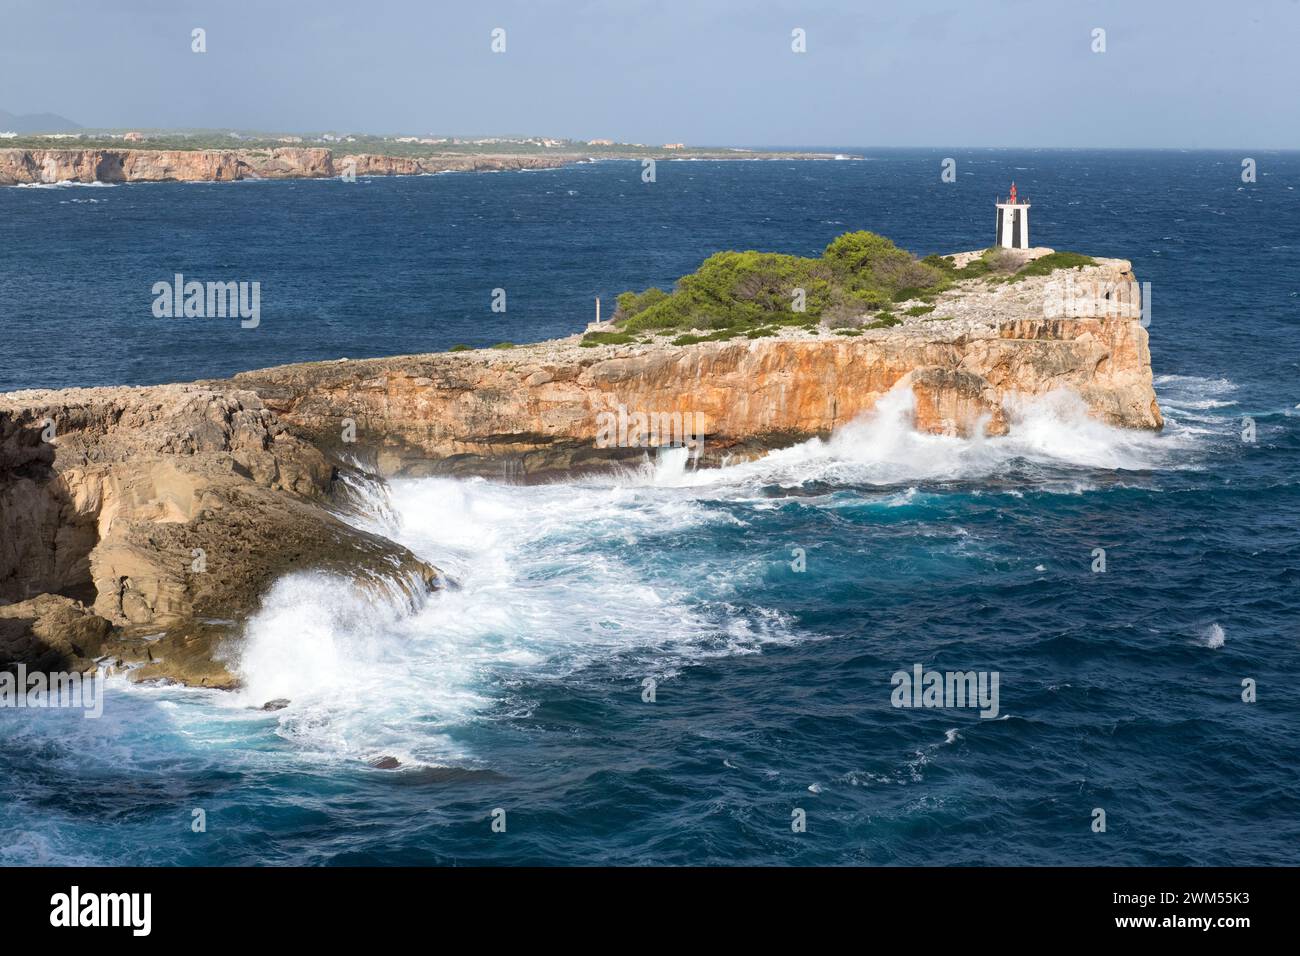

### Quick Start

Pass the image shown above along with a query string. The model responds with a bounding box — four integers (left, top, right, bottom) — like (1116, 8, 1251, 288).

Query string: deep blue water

(2, 151, 1299, 865)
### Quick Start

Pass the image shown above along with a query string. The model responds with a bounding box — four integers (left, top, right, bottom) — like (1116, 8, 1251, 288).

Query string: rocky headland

(232, 249, 1160, 476)
(0, 145, 842, 186)
(0, 243, 1160, 689)
(0, 146, 574, 185)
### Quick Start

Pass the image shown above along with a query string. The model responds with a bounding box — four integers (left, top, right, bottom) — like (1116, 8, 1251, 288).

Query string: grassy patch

(449, 343, 471, 352)
(580, 330, 638, 347)
(671, 329, 744, 346)
(491, 341, 515, 350)
(1008, 251, 1097, 281)
(904, 305, 936, 317)
(865, 314, 901, 329)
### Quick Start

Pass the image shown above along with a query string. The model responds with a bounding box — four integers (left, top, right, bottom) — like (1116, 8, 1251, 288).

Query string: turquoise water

(1, 152, 1298, 864)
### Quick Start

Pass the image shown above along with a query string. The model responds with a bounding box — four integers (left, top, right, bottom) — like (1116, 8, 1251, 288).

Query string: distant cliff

(0, 147, 569, 185)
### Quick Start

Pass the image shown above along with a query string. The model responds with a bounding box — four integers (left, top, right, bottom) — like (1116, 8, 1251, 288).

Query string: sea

(1, 150, 1298, 865)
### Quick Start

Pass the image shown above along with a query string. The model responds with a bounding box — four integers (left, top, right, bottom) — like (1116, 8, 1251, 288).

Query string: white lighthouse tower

(995, 182, 1030, 249)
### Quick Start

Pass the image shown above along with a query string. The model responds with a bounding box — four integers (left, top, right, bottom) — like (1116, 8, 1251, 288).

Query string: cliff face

(233, 256, 1161, 478)
(0, 385, 442, 686)
(334, 153, 569, 177)
(0, 147, 570, 185)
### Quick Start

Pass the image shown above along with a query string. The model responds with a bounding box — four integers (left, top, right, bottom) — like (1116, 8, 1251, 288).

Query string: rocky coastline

(0, 145, 842, 186)
(0, 146, 574, 185)
(0, 249, 1160, 690)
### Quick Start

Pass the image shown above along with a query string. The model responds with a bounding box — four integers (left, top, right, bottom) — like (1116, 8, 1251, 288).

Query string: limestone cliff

(0, 147, 568, 185)
(232, 255, 1161, 478)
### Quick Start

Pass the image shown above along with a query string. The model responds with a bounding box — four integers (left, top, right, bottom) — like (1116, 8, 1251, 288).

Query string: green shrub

(581, 330, 637, 347)
(449, 343, 471, 352)
(904, 305, 935, 316)
(823, 231, 904, 276)
(623, 250, 834, 333)
(921, 254, 957, 273)
(615, 230, 955, 342)
(613, 287, 669, 323)
(671, 329, 742, 346)
(949, 249, 1004, 280)
(491, 341, 515, 349)
(1008, 251, 1097, 281)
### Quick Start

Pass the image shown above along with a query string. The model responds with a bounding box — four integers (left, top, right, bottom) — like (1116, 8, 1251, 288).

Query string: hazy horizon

(2, 0, 1297, 149)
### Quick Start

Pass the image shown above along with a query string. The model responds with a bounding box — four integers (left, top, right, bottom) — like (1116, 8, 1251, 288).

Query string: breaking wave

(220, 383, 1202, 766)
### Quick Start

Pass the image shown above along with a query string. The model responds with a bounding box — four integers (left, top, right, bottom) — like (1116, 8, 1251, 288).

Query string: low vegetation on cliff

(596, 232, 1097, 344)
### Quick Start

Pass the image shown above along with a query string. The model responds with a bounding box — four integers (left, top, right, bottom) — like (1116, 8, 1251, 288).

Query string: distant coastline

(0, 137, 850, 186)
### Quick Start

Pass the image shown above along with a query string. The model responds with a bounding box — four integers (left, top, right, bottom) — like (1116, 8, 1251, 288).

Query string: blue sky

(2, 0, 1296, 147)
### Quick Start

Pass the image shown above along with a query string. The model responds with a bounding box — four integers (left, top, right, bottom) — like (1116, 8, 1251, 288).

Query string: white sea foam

(226, 469, 800, 764)
(13, 179, 120, 189)
(1198, 623, 1226, 649)
(622, 383, 1193, 493)
(179, 383, 1207, 764)
(1153, 374, 1240, 425)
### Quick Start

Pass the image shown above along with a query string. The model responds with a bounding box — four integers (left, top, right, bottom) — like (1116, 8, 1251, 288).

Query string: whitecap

(1197, 623, 1226, 649)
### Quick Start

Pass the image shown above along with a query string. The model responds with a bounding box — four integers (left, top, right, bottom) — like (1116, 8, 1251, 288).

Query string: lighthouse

(995, 182, 1031, 249)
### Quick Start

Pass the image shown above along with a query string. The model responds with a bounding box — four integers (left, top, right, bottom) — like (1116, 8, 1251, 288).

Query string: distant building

(662, 143, 685, 149)
(588, 138, 615, 146)
(122, 131, 145, 142)
(278, 135, 303, 144)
